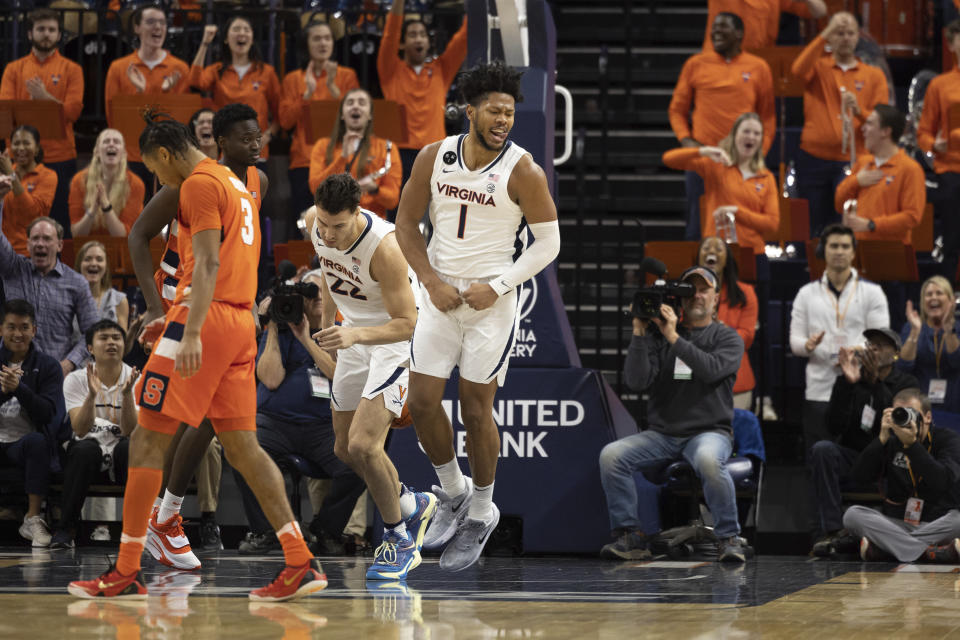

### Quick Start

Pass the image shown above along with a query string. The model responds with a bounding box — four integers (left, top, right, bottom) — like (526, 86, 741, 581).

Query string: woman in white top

(75, 240, 129, 331)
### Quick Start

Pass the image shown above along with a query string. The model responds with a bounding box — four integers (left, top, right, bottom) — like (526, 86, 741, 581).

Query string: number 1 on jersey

(457, 204, 467, 239)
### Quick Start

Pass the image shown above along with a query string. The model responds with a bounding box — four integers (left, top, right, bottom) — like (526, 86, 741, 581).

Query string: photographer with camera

(599, 266, 747, 562)
(810, 328, 918, 556)
(843, 388, 960, 562)
(234, 271, 366, 554)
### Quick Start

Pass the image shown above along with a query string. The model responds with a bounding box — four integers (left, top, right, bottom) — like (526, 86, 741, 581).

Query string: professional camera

(267, 281, 320, 324)
(632, 257, 695, 320)
(892, 406, 923, 428)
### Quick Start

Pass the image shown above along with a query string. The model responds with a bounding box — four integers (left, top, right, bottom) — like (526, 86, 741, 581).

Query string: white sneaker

(90, 524, 111, 541)
(438, 503, 500, 572)
(146, 508, 201, 571)
(422, 477, 473, 550)
(19, 515, 51, 547)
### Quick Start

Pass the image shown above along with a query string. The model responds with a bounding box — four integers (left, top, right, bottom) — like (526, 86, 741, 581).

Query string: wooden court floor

(1, 549, 959, 638)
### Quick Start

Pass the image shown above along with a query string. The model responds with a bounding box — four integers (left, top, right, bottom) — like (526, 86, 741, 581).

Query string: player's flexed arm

(394, 142, 463, 312)
(461, 155, 560, 311)
(314, 233, 417, 349)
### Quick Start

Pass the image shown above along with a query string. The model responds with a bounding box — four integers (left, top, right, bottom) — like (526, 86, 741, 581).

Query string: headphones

(815, 224, 857, 261)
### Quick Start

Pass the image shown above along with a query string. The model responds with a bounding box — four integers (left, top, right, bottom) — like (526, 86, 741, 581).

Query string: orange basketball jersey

(157, 164, 262, 310)
(174, 158, 260, 308)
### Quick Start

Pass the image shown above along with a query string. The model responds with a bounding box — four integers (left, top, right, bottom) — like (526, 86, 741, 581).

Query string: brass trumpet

(841, 87, 856, 176)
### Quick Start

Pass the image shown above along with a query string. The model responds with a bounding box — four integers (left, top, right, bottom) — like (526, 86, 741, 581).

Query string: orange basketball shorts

(135, 302, 257, 434)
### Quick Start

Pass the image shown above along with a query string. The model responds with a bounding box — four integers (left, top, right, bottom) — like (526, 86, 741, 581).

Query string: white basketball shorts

(331, 340, 409, 417)
(409, 275, 520, 386)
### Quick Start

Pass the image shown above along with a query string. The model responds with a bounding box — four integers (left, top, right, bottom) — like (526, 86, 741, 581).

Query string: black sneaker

(600, 530, 652, 561)
(49, 529, 75, 550)
(859, 537, 892, 562)
(811, 531, 841, 557)
(310, 532, 345, 556)
(718, 536, 747, 563)
(238, 532, 282, 555)
(200, 518, 224, 550)
(924, 538, 960, 564)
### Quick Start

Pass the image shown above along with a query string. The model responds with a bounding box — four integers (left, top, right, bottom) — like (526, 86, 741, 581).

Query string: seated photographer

(810, 327, 918, 556)
(599, 266, 747, 562)
(51, 320, 138, 549)
(235, 271, 366, 554)
(843, 388, 960, 563)
(897, 276, 960, 413)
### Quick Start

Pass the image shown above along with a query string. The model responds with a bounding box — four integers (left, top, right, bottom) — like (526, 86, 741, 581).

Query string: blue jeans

(599, 429, 740, 538)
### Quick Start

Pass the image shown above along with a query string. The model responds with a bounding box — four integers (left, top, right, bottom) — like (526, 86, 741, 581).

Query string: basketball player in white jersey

(394, 61, 561, 571)
(306, 173, 437, 581)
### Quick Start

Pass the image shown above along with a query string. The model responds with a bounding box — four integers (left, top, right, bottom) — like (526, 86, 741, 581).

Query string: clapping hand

(838, 346, 861, 383)
(0, 364, 22, 394)
(126, 64, 147, 93)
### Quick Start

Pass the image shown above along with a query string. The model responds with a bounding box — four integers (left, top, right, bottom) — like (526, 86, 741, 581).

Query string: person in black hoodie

(0, 299, 65, 547)
(810, 327, 919, 556)
(843, 387, 960, 562)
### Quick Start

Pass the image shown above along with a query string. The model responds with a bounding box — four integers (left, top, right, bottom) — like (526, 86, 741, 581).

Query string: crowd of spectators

(603, 1, 960, 564)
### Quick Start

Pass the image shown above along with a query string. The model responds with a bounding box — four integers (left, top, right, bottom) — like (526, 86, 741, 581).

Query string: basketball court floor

(1, 548, 957, 638)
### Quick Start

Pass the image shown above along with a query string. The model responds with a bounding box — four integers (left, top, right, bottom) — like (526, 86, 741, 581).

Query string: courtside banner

(511, 268, 581, 369)
(388, 367, 636, 552)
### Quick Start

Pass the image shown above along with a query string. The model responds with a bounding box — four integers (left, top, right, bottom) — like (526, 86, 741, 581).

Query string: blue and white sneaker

(402, 488, 438, 553)
(422, 477, 473, 550)
(366, 529, 420, 581)
(367, 581, 423, 624)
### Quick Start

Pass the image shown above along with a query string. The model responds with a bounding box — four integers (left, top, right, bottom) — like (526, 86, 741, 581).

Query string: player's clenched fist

(313, 325, 358, 350)
(175, 334, 203, 378)
(425, 279, 462, 312)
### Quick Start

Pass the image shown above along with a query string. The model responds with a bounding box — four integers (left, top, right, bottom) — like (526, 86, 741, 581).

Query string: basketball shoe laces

(374, 541, 399, 565)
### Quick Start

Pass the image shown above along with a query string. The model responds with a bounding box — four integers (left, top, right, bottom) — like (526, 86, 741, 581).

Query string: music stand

(642, 241, 700, 285)
(857, 241, 919, 282)
(766, 197, 810, 245)
(109, 94, 202, 161)
(302, 99, 409, 145)
(0, 100, 66, 140)
(949, 104, 960, 152)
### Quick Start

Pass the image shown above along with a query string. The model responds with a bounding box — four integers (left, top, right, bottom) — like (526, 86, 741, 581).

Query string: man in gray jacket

(599, 266, 746, 562)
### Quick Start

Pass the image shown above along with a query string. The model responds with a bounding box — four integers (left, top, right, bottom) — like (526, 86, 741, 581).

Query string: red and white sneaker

(249, 558, 328, 602)
(146, 508, 201, 571)
(67, 564, 147, 599)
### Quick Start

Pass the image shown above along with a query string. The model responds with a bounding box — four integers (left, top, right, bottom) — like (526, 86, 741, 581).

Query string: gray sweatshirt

(624, 322, 744, 438)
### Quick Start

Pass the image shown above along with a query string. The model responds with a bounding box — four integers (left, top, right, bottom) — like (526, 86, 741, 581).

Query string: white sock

(398, 484, 417, 520)
(469, 482, 494, 522)
(157, 489, 184, 523)
(433, 459, 466, 499)
(153, 497, 162, 509)
(386, 520, 408, 539)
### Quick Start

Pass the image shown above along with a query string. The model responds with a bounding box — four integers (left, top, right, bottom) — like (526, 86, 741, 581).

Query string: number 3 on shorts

(241, 198, 255, 246)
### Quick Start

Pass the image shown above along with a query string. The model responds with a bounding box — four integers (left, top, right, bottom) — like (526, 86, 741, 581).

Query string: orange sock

(116, 467, 163, 576)
(277, 521, 313, 567)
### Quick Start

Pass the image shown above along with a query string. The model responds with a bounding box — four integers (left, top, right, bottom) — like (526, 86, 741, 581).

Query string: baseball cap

(680, 266, 720, 292)
(863, 327, 902, 351)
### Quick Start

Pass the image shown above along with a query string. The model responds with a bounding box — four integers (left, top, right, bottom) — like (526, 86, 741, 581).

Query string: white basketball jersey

(428, 135, 528, 280)
(311, 209, 396, 328)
